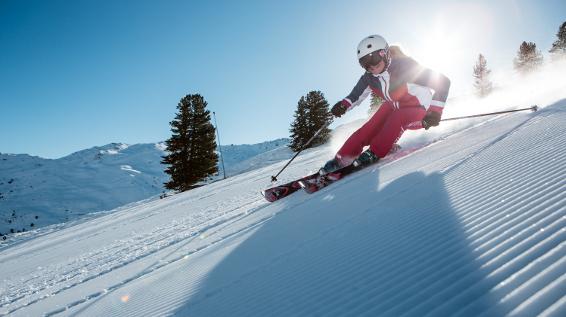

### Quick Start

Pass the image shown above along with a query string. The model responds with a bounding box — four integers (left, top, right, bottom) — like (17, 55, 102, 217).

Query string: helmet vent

(367, 44, 372, 49)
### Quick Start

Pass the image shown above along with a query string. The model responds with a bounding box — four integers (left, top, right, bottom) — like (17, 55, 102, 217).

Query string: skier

(320, 34, 451, 174)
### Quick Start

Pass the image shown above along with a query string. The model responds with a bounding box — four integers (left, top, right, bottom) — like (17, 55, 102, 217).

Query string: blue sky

(1, 0, 565, 158)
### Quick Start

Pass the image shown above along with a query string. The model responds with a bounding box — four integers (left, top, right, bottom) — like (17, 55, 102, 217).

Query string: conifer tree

(289, 91, 332, 152)
(305, 91, 333, 147)
(549, 21, 566, 59)
(473, 54, 493, 98)
(289, 96, 310, 152)
(162, 94, 218, 191)
(513, 41, 543, 74)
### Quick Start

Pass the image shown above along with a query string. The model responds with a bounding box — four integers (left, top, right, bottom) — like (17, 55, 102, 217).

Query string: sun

(409, 2, 495, 76)
(412, 26, 462, 75)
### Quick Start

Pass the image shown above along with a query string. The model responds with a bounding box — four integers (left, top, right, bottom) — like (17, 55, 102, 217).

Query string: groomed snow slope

(0, 100, 564, 316)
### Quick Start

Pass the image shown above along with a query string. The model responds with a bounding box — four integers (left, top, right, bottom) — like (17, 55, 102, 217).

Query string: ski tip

(261, 192, 274, 203)
(261, 189, 278, 203)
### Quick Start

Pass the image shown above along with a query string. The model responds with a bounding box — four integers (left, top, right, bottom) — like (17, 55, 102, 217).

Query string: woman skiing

(320, 34, 451, 173)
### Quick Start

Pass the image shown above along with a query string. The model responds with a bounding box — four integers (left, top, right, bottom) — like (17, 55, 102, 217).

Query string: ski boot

(353, 149, 379, 167)
(319, 157, 343, 175)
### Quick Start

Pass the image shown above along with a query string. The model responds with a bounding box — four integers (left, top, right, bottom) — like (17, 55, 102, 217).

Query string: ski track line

(444, 130, 556, 188)
(448, 151, 564, 204)
(190, 173, 564, 314)
(159, 191, 371, 310)
(42, 210, 275, 317)
(187, 190, 564, 316)
(352, 206, 563, 316)
(6, 182, 327, 316)
(454, 248, 566, 316)
(443, 133, 562, 204)
(272, 205, 482, 315)
(472, 199, 565, 267)
(457, 179, 564, 245)
(449, 166, 563, 232)
(399, 220, 565, 317)
(312, 156, 564, 314)
(332, 216, 564, 315)
(225, 199, 466, 314)
(0, 188, 203, 254)
(0, 197, 161, 256)
(538, 288, 566, 317)
(182, 188, 441, 313)
(508, 272, 565, 317)
(437, 112, 551, 177)
(447, 163, 559, 222)
(55, 192, 337, 316)
(0, 196, 270, 315)
(467, 193, 565, 259)
(455, 179, 563, 242)
(197, 204, 560, 314)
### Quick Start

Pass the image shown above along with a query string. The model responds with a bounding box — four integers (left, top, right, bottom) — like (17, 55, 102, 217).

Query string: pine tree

(513, 41, 543, 74)
(549, 21, 566, 59)
(289, 96, 309, 152)
(289, 91, 332, 152)
(305, 91, 333, 147)
(473, 54, 493, 98)
(162, 94, 218, 191)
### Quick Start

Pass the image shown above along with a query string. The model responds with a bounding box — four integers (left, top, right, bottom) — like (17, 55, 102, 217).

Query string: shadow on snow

(173, 167, 504, 316)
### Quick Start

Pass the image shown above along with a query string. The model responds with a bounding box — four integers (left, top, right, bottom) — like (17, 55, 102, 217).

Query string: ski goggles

(359, 49, 388, 70)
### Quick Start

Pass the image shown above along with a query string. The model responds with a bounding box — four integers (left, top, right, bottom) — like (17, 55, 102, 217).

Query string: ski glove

(331, 101, 347, 118)
(422, 111, 441, 130)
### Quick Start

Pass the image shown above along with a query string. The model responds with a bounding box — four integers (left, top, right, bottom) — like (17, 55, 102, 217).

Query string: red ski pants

(336, 102, 426, 163)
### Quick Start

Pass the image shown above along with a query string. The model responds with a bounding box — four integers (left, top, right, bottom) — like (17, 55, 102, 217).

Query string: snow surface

(0, 98, 564, 316)
(0, 139, 291, 236)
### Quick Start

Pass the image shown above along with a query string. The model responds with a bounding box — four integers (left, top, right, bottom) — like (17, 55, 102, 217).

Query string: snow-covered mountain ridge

(0, 139, 291, 237)
(0, 99, 564, 316)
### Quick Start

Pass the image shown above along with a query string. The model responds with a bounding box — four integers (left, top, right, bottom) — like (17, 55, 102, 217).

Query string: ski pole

(441, 105, 538, 122)
(271, 122, 331, 182)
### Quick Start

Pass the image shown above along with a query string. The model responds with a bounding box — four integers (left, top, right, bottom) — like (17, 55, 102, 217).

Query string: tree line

(473, 21, 565, 98)
(160, 91, 334, 192)
(162, 21, 566, 192)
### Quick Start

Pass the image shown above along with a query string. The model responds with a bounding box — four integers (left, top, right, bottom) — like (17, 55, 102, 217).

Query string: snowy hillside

(0, 143, 167, 238)
(0, 139, 291, 237)
(0, 99, 564, 316)
(219, 138, 291, 175)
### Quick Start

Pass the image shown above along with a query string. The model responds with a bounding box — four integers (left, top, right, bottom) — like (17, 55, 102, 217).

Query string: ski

(263, 145, 402, 201)
(298, 144, 404, 194)
(261, 172, 320, 202)
(299, 160, 378, 194)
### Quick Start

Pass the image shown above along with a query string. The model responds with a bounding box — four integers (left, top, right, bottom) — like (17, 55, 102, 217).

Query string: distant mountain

(219, 138, 292, 176)
(0, 139, 291, 237)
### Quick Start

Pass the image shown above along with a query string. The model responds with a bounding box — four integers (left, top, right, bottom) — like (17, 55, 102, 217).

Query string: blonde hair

(389, 45, 408, 58)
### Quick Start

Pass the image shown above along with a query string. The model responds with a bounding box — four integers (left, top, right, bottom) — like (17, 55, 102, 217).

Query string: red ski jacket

(342, 52, 450, 116)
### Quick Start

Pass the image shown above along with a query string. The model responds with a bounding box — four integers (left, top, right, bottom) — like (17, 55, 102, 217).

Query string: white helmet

(357, 35, 391, 71)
